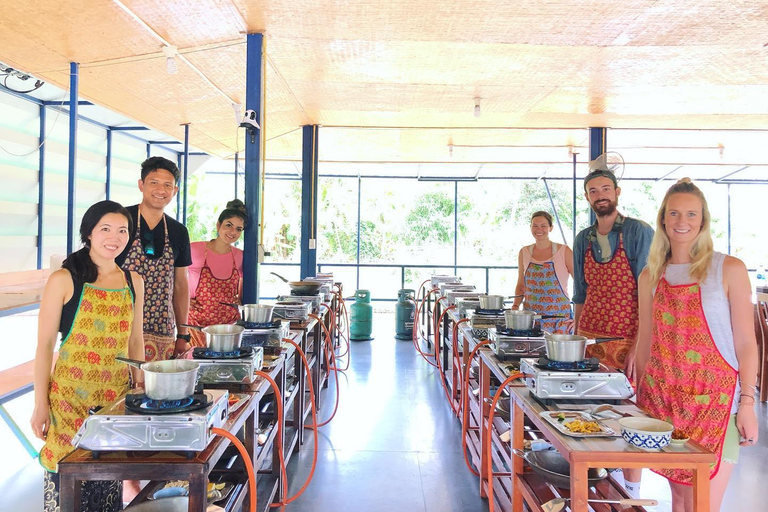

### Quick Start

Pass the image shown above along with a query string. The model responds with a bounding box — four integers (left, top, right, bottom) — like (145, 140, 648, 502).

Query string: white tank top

(660, 252, 740, 413)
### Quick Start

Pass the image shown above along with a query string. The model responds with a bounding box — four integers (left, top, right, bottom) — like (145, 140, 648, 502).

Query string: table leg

(59, 473, 78, 512)
(511, 400, 524, 512)
(570, 461, 589, 512)
(692, 463, 711, 512)
(479, 359, 490, 498)
(188, 473, 207, 511)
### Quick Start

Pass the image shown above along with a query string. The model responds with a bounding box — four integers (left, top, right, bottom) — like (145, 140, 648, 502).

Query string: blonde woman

(635, 178, 758, 512)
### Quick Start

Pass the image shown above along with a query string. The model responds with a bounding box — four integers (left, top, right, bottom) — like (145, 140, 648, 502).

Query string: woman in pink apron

(187, 200, 247, 347)
(31, 201, 145, 512)
(512, 211, 574, 333)
(636, 178, 758, 512)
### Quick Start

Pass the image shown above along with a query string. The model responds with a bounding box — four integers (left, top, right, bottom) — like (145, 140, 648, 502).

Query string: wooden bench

(0, 269, 50, 316)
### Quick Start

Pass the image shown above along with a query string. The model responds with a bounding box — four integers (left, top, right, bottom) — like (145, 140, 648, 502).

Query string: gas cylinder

(395, 289, 416, 340)
(349, 289, 373, 341)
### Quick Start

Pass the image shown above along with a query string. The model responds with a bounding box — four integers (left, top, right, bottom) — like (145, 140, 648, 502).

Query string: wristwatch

(176, 333, 191, 343)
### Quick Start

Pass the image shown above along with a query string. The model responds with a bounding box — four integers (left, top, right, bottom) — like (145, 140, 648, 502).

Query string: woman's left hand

(737, 405, 759, 446)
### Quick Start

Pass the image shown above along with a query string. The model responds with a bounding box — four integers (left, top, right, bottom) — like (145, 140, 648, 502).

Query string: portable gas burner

(240, 320, 289, 349)
(431, 275, 461, 288)
(71, 389, 229, 455)
(520, 357, 634, 401)
(445, 290, 484, 306)
(489, 327, 548, 360)
(469, 310, 505, 339)
(272, 301, 312, 321)
(193, 346, 264, 384)
(278, 293, 321, 311)
(455, 297, 481, 318)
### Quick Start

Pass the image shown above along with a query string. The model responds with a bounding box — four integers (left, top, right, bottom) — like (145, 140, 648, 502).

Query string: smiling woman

(187, 199, 247, 347)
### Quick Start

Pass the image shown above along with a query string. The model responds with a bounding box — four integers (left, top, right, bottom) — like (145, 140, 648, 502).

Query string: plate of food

(227, 393, 250, 415)
(540, 411, 616, 437)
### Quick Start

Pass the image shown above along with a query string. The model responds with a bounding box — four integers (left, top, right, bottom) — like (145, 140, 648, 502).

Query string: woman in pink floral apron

(636, 179, 758, 512)
(187, 200, 247, 347)
(31, 201, 145, 512)
(512, 211, 573, 333)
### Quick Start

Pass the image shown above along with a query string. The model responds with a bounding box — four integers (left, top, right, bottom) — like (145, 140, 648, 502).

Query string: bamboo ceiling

(1, 0, 767, 174)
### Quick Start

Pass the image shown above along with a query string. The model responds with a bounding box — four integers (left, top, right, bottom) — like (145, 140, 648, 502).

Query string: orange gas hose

(434, 304, 459, 416)
(211, 427, 257, 512)
(277, 338, 319, 505)
(308, 313, 341, 427)
(412, 289, 439, 367)
(461, 339, 492, 476)
(254, 370, 287, 510)
(486, 372, 525, 512)
(452, 318, 470, 415)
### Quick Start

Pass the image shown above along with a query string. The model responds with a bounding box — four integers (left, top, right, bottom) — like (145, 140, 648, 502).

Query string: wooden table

(58, 386, 261, 511)
(509, 385, 716, 512)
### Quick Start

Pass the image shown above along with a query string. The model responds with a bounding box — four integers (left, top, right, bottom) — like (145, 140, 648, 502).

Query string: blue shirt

(572, 213, 654, 305)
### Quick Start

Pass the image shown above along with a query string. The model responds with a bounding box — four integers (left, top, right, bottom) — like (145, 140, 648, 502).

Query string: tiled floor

(2, 312, 767, 511)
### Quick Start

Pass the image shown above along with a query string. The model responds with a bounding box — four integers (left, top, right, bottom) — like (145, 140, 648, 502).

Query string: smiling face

(138, 168, 178, 211)
(530, 216, 553, 241)
(663, 192, 703, 246)
(585, 176, 620, 217)
(216, 216, 245, 246)
(88, 213, 131, 260)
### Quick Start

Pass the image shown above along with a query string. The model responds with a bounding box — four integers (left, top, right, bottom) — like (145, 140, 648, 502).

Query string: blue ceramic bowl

(618, 417, 673, 450)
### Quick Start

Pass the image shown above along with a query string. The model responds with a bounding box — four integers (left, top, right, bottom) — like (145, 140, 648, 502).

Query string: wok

(116, 357, 199, 400)
(271, 272, 322, 295)
(511, 448, 607, 489)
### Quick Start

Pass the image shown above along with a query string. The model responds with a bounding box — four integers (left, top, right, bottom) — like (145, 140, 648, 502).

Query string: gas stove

(278, 293, 321, 311)
(520, 357, 634, 401)
(455, 297, 481, 318)
(71, 389, 229, 454)
(272, 301, 312, 321)
(439, 282, 475, 296)
(469, 310, 505, 339)
(431, 275, 461, 288)
(489, 327, 548, 359)
(240, 320, 289, 349)
(193, 346, 264, 384)
(445, 290, 484, 306)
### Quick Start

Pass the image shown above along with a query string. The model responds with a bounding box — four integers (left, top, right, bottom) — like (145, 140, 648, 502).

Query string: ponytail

(61, 246, 99, 283)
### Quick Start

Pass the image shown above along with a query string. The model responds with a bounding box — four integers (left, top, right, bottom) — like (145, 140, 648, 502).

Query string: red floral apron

(187, 248, 241, 347)
(524, 258, 572, 334)
(121, 207, 176, 361)
(637, 278, 736, 484)
(578, 234, 637, 368)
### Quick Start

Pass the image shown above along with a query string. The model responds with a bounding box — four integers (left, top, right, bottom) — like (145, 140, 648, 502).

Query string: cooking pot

(181, 323, 244, 352)
(478, 295, 504, 310)
(220, 302, 273, 323)
(270, 272, 323, 295)
(511, 448, 607, 489)
(116, 357, 200, 400)
(544, 334, 623, 362)
(504, 310, 565, 330)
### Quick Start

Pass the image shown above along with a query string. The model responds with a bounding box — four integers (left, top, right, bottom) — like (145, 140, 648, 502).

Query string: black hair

(530, 211, 553, 227)
(217, 199, 248, 225)
(61, 200, 133, 283)
(140, 156, 180, 184)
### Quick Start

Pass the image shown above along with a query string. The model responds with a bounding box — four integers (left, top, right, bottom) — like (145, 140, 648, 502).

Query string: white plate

(540, 411, 616, 437)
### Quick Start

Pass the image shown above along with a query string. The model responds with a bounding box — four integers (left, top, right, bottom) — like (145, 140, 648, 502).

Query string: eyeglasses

(142, 231, 155, 256)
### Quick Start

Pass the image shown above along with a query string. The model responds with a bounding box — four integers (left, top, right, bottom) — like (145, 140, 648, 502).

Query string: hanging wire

(0, 83, 70, 157)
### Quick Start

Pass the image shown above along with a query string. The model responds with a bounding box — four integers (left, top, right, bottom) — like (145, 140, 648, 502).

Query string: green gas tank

(349, 289, 373, 341)
(395, 289, 416, 340)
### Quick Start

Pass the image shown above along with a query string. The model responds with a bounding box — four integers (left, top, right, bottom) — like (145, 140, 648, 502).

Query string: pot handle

(219, 302, 241, 310)
(115, 356, 146, 369)
(585, 337, 624, 345)
(270, 272, 290, 283)
(178, 323, 205, 331)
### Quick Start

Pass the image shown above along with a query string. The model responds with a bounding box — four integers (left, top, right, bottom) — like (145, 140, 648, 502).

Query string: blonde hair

(647, 178, 713, 285)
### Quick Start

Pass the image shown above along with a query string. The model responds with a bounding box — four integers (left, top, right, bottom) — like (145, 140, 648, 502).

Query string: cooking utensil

(116, 357, 200, 400)
(478, 294, 504, 310)
(511, 449, 608, 489)
(542, 497, 658, 512)
(180, 323, 245, 352)
(220, 303, 273, 323)
(544, 334, 623, 362)
(270, 272, 322, 295)
(504, 310, 565, 330)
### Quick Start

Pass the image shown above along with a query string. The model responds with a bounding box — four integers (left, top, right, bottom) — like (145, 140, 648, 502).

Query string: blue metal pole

(145, 142, 150, 160)
(105, 129, 112, 201)
(300, 125, 319, 279)
(243, 33, 263, 303)
(176, 153, 182, 219)
(66, 62, 79, 254)
(356, 174, 361, 290)
(182, 124, 189, 225)
(37, 105, 46, 269)
(234, 151, 239, 199)
(587, 127, 607, 225)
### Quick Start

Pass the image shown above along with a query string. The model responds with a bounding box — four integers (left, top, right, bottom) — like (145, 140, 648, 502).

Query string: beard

(591, 198, 618, 217)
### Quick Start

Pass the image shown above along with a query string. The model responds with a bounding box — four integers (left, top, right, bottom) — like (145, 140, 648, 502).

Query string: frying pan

(270, 272, 323, 295)
(511, 448, 607, 489)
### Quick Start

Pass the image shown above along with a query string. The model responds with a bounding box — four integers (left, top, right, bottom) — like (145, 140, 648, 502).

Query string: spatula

(542, 497, 658, 512)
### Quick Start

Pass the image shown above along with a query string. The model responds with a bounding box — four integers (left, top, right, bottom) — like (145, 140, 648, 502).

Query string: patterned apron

(122, 207, 176, 361)
(523, 257, 572, 334)
(40, 273, 132, 512)
(637, 278, 737, 484)
(187, 249, 241, 347)
(578, 234, 637, 369)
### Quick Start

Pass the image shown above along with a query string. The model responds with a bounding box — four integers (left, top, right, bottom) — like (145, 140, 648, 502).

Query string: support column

(242, 33, 263, 303)
(105, 129, 112, 201)
(182, 123, 190, 225)
(66, 62, 79, 254)
(588, 127, 608, 224)
(37, 105, 46, 269)
(300, 125, 319, 279)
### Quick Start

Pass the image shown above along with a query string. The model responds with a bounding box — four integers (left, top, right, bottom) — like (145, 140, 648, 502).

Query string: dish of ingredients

(540, 411, 616, 438)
